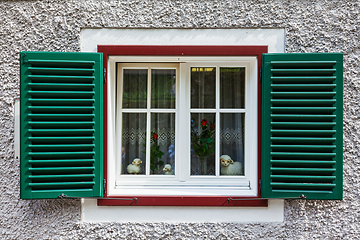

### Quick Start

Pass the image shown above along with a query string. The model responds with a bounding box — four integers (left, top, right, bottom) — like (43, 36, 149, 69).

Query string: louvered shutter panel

(262, 53, 343, 200)
(20, 52, 103, 199)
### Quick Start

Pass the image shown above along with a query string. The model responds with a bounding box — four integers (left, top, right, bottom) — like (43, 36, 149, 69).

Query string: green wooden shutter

(20, 52, 103, 199)
(262, 53, 343, 200)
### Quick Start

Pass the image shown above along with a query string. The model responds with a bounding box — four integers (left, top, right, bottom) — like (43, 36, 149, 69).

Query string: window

(112, 57, 258, 196)
(19, 47, 343, 203)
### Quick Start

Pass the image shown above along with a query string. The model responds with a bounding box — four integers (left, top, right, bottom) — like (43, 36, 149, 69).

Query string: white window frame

(108, 56, 258, 197)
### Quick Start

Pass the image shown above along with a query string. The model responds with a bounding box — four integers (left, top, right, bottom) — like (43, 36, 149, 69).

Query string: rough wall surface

(0, 0, 359, 239)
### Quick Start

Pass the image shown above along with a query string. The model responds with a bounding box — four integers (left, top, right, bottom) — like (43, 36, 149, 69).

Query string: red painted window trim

(97, 45, 268, 207)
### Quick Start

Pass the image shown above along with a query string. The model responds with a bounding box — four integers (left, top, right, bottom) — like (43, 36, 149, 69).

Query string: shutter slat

(29, 152, 95, 156)
(271, 145, 336, 149)
(29, 167, 95, 172)
(28, 114, 95, 120)
(271, 130, 336, 134)
(262, 53, 343, 200)
(28, 67, 95, 74)
(29, 98, 95, 103)
(271, 69, 336, 74)
(29, 106, 95, 110)
(28, 60, 95, 65)
(29, 159, 95, 165)
(271, 152, 336, 157)
(29, 144, 95, 148)
(271, 99, 336, 106)
(28, 90, 95, 95)
(271, 175, 336, 180)
(29, 136, 95, 141)
(29, 182, 95, 189)
(29, 83, 95, 90)
(29, 75, 95, 82)
(271, 92, 336, 97)
(271, 160, 336, 166)
(271, 137, 336, 142)
(270, 183, 336, 189)
(29, 121, 95, 126)
(271, 107, 336, 113)
(271, 76, 336, 82)
(29, 129, 95, 132)
(20, 51, 103, 199)
(271, 84, 336, 90)
(29, 174, 95, 180)
(272, 190, 333, 194)
(271, 167, 336, 172)
(271, 115, 336, 121)
(270, 61, 337, 65)
(271, 122, 336, 127)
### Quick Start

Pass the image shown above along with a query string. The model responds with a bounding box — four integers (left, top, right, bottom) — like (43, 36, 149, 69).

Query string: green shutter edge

(261, 53, 343, 200)
(20, 51, 103, 199)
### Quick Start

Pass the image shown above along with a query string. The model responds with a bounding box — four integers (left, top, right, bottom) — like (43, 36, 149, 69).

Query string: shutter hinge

(103, 179, 106, 194)
(259, 68, 262, 84)
(103, 68, 106, 84)
(21, 53, 27, 64)
(58, 193, 68, 199)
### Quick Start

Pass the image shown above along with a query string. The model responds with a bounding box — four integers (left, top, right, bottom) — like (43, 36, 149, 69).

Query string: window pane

(191, 67, 216, 109)
(220, 67, 245, 109)
(191, 113, 216, 175)
(121, 113, 146, 175)
(150, 113, 175, 175)
(151, 69, 176, 109)
(123, 69, 147, 108)
(220, 113, 244, 176)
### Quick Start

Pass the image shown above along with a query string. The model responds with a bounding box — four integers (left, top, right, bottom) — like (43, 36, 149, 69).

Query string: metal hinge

(259, 68, 262, 84)
(22, 53, 27, 64)
(58, 193, 68, 199)
(103, 68, 106, 84)
(103, 179, 106, 194)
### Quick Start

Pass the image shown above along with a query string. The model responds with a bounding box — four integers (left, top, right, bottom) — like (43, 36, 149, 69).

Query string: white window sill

(81, 198, 284, 223)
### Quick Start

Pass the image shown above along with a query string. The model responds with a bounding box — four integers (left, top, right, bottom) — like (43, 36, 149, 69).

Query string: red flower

(210, 124, 215, 130)
(201, 119, 208, 126)
(153, 133, 159, 140)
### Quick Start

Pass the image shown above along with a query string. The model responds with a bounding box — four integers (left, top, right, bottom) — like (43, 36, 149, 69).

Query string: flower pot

(198, 156, 208, 175)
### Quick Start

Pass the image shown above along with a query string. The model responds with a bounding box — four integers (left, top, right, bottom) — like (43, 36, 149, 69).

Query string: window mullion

(178, 63, 189, 182)
(146, 67, 151, 176)
(215, 66, 220, 177)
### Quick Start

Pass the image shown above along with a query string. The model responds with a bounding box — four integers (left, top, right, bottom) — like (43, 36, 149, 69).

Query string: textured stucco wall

(1, 0, 359, 239)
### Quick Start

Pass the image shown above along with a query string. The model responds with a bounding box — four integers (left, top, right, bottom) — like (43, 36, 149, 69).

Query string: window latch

(259, 179, 261, 194)
(103, 179, 106, 194)
(103, 68, 106, 84)
(259, 68, 262, 84)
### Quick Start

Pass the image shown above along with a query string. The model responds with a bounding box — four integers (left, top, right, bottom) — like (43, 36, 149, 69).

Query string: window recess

(112, 58, 258, 197)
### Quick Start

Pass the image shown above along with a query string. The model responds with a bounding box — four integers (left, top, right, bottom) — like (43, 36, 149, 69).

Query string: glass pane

(150, 113, 175, 175)
(121, 113, 146, 175)
(191, 67, 216, 109)
(220, 67, 245, 109)
(151, 69, 176, 109)
(191, 113, 216, 175)
(220, 113, 244, 176)
(123, 69, 147, 108)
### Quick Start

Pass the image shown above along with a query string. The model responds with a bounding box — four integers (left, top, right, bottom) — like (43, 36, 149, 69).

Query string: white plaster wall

(1, 0, 359, 239)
